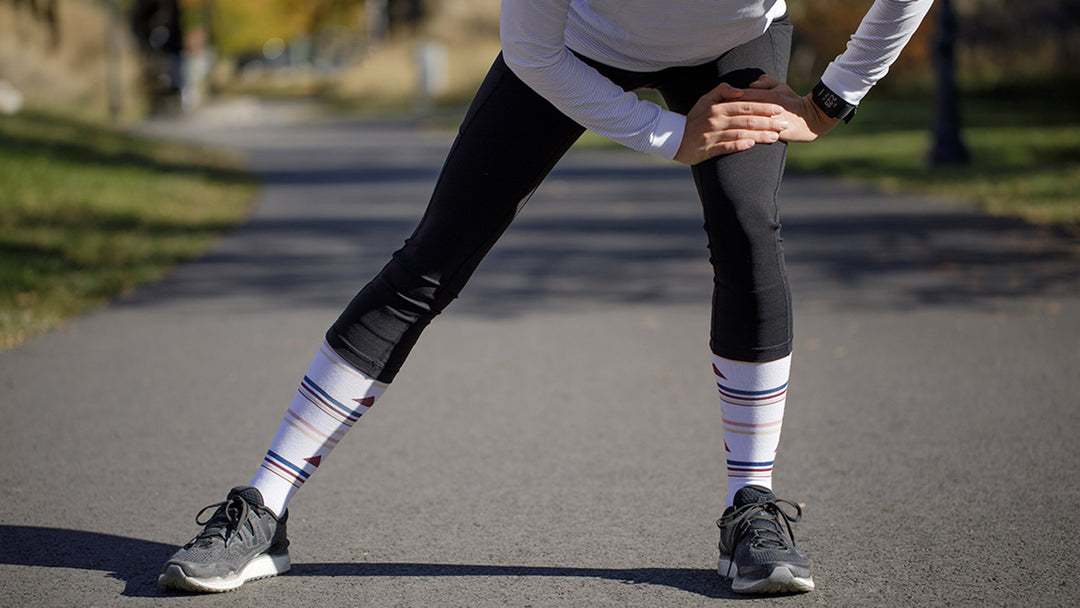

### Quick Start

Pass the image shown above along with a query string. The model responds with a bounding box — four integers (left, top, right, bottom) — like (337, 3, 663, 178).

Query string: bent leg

(327, 54, 586, 383)
(657, 18, 794, 361)
(656, 20, 797, 509)
(695, 135, 792, 361)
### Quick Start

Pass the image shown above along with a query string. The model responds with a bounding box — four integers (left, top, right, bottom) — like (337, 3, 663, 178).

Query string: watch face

(813, 83, 851, 119)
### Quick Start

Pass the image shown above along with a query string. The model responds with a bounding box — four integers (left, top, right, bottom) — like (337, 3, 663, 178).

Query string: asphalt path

(2, 102, 1079, 607)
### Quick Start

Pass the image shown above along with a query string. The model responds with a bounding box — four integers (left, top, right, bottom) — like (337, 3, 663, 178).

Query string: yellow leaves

(178, 0, 363, 57)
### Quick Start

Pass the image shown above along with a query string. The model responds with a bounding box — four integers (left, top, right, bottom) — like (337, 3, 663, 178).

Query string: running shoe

(717, 485, 814, 594)
(159, 486, 290, 592)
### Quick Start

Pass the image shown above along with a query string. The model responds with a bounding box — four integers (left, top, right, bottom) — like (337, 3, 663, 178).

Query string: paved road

(2, 103, 1079, 607)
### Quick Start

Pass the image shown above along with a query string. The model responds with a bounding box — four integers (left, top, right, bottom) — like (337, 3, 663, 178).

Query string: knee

(706, 202, 783, 277)
(378, 245, 443, 315)
(696, 157, 786, 278)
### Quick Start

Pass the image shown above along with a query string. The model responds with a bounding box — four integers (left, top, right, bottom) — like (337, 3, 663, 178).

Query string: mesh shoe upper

(717, 485, 811, 580)
(163, 486, 289, 579)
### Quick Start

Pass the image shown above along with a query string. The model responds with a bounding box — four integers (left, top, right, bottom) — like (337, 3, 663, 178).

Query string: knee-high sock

(249, 341, 388, 517)
(712, 353, 791, 507)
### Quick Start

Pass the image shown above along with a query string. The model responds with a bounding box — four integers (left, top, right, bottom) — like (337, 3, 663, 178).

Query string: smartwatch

(811, 81, 857, 124)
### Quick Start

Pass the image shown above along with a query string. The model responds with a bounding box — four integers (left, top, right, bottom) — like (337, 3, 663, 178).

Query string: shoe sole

(158, 552, 291, 593)
(718, 556, 814, 594)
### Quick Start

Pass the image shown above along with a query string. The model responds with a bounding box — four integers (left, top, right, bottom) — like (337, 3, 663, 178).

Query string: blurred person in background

(159, 0, 933, 595)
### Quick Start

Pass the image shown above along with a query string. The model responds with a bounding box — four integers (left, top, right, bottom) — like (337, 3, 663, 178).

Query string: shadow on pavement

(781, 205, 1080, 310)
(0, 525, 753, 599)
(290, 562, 747, 599)
(115, 135, 1080, 317)
(0, 525, 176, 598)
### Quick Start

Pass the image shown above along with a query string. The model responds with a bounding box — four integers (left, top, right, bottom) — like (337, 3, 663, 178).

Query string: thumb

(748, 74, 784, 89)
(700, 81, 744, 103)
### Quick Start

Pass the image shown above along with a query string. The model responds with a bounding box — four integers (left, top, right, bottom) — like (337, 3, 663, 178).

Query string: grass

(783, 88, 1080, 228)
(575, 85, 1080, 230)
(0, 110, 257, 350)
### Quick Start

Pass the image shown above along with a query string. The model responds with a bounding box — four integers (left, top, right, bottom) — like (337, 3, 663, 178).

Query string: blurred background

(3, 0, 1078, 118)
(1, 0, 1078, 350)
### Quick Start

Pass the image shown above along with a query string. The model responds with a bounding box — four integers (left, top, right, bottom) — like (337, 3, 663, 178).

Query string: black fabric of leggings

(327, 19, 794, 384)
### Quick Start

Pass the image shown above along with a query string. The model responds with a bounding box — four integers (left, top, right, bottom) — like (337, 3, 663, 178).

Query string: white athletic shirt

(500, 0, 934, 159)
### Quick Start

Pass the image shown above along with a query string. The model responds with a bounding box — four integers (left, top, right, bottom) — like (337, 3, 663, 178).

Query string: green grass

(576, 86, 1080, 230)
(784, 91, 1080, 227)
(0, 110, 257, 350)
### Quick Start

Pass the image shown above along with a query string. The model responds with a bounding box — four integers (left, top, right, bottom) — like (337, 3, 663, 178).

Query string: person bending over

(158, 0, 932, 595)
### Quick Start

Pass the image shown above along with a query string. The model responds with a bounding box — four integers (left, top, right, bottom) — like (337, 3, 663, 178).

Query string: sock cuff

(310, 341, 389, 401)
(711, 352, 791, 392)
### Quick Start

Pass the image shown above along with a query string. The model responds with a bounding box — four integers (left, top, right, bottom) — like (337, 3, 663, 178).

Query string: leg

(160, 54, 585, 593)
(658, 19, 795, 365)
(327, 53, 586, 383)
(659, 17, 795, 504)
(261, 52, 586, 519)
(657, 18, 813, 595)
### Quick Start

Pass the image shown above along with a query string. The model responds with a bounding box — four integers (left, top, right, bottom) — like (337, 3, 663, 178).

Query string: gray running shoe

(717, 485, 814, 594)
(159, 486, 290, 592)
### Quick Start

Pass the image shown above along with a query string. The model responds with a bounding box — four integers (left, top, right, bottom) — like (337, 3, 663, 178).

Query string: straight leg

(327, 53, 586, 383)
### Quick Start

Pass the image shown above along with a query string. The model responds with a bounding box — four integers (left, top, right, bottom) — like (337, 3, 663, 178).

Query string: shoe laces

(717, 498, 803, 576)
(192, 494, 261, 546)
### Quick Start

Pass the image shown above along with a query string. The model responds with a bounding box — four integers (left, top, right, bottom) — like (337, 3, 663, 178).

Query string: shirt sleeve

(499, 0, 686, 160)
(821, 0, 936, 104)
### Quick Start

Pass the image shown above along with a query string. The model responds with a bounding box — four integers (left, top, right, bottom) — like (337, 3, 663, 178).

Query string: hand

(740, 74, 841, 142)
(674, 81, 790, 165)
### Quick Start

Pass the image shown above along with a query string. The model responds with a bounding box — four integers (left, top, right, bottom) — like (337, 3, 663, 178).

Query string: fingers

(736, 84, 798, 109)
(712, 100, 784, 120)
(676, 79, 793, 165)
(748, 74, 784, 89)
(715, 127, 780, 146)
(712, 112, 789, 133)
(703, 74, 786, 104)
(706, 130, 777, 156)
(706, 107, 787, 145)
(697, 113, 789, 159)
(712, 138, 759, 156)
(700, 81, 745, 103)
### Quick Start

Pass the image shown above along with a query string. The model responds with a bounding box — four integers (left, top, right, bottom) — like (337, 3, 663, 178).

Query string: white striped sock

(712, 353, 791, 507)
(250, 341, 387, 516)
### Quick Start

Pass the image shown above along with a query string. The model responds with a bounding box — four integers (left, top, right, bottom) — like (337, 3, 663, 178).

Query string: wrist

(806, 97, 842, 127)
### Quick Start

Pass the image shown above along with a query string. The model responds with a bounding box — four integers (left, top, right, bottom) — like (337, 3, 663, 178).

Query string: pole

(930, 0, 969, 166)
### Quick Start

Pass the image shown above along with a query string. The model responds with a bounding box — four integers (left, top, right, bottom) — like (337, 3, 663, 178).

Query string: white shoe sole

(158, 552, 291, 593)
(718, 555, 814, 594)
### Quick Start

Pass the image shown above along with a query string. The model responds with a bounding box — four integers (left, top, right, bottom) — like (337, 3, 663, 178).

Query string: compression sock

(249, 341, 387, 516)
(712, 353, 791, 507)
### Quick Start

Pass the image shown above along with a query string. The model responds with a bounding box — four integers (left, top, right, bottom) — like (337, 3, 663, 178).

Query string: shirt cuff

(649, 110, 686, 160)
(820, 64, 873, 105)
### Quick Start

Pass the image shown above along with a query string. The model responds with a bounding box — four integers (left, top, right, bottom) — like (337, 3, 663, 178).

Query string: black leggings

(327, 19, 794, 384)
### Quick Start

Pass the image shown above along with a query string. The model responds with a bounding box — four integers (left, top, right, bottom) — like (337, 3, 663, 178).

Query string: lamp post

(930, 0, 970, 166)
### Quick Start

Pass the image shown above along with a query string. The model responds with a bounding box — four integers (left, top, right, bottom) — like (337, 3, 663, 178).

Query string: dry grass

(333, 37, 501, 109)
(0, 0, 145, 119)
(332, 0, 502, 108)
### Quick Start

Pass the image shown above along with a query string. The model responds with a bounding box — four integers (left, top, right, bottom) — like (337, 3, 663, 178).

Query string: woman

(159, 0, 933, 595)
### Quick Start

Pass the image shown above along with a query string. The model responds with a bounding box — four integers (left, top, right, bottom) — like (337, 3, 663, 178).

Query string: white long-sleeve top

(500, 0, 934, 160)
